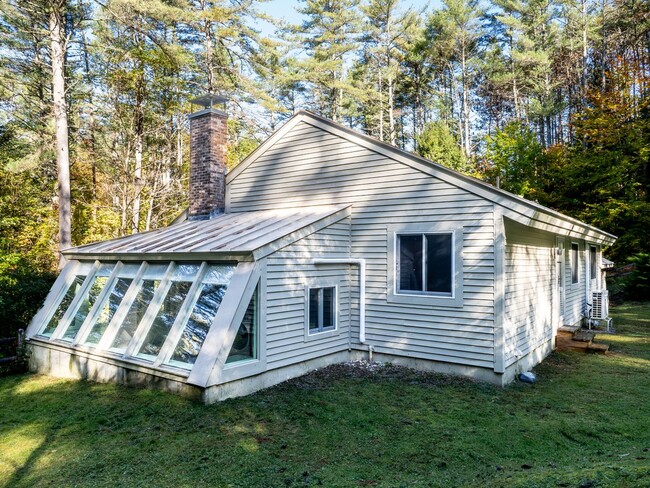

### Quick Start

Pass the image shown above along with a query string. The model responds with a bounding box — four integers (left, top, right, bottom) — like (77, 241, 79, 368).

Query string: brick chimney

(187, 94, 228, 220)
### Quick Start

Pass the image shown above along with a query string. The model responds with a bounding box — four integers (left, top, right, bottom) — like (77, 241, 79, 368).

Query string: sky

(253, 0, 441, 36)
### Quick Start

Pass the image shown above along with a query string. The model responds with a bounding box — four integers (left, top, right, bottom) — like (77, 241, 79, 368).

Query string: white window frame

(387, 224, 464, 308)
(304, 282, 339, 341)
(588, 244, 600, 289)
(570, 242, 580, 285)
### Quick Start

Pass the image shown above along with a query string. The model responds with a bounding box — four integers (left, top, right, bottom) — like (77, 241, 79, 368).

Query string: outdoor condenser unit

(591, 290, 609, 320)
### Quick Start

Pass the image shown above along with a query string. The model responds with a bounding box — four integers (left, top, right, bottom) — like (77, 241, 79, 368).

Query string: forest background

(0, 0, 648, 337)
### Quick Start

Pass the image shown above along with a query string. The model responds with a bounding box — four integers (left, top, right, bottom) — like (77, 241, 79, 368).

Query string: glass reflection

(137, 280, 192, 360)
(41, 274, 86, 337)
(110, 279, 160, 352)
(169, 283, 226, 365)
(62, 264, 115, 341)
(84, 277, 133, 345)
(226, 288, 257, 364)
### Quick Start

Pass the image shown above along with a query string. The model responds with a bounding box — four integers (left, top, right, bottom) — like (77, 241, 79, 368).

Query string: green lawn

(1, 304, 649, 488)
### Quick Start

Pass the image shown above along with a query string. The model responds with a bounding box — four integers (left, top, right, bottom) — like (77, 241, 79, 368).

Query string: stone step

(573, 330, 596, 343)
(587, 342, 610, 353)
(555, 329, 609, 354)
(557, 324, 581, 337)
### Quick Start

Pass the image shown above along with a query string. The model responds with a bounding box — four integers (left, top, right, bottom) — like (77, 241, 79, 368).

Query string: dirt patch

(281, 360, 483, 391)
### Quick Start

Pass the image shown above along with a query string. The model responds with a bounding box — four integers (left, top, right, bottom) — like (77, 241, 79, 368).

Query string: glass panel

(84, 277, 133, 346)
(399, 235, 423, 292)
(203, 265, 236, 284)
(173, 263, 200, 281)
(571, 243, 579, 284)
(169, 283, 227, 366)
(308, 288, 319, 330)
(322, 287, 335, 329)
(426, 234, 453, 294)
(226, 288, 257, 364)
(62, 264, 115, 341)
(110, 279, 161, 352)
(41, 274, 87, 337)
(136, 280, 193, 360)
(590, 246, 598, 279)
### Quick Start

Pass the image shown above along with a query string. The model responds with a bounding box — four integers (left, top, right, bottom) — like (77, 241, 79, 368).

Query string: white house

(26, 98, 616, 403)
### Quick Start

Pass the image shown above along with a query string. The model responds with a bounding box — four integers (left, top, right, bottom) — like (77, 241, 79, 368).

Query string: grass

(1, 304, 649, 487)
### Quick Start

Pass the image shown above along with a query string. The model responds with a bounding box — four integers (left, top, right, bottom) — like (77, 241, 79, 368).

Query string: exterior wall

(503, 220, 556, 368)
(562, 237, 587, 326)
(264, 218, 355, 370)
(229, 120, 496, 371)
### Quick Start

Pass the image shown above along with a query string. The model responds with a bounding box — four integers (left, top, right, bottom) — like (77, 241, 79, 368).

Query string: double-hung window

(307, 286, 336, 335)
(397, 233, 453, 295)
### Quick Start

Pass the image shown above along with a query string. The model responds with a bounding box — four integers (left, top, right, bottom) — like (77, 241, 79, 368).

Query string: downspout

(313, 258, 366, 344)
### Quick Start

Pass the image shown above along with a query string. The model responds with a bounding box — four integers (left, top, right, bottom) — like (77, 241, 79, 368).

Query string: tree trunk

(50, 1, 71, 269)
(461, 47, 471, 158)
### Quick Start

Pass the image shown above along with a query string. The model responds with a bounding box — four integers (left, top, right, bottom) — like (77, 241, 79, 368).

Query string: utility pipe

(313, 258, 366, 344)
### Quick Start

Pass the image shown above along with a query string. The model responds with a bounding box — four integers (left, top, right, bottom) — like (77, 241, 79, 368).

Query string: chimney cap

(189, 93, 228, 109)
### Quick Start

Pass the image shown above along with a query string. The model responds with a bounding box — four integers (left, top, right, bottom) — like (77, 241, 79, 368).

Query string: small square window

(397, 233, 453, 295)
(307, 287, 336, 334)
(571, 243, 580, 284)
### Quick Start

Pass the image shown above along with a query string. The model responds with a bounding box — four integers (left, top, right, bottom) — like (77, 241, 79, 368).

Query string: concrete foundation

(28, 340, 201, 401)
(28, 336, 555, 404)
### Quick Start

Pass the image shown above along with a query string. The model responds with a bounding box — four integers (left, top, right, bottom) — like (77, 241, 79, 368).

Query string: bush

(0, 254, 56, 339)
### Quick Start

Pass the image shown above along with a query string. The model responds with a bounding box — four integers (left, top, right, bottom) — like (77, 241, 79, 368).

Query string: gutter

(313, 258, 366, 344)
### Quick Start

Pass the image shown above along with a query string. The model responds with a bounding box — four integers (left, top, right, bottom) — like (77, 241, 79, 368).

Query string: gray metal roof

(65, 205, 350, 260)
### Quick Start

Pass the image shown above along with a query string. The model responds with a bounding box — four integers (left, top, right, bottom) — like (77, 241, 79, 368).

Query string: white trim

(123, 262, 177, 358)
(186, 261, 258, 387)
(387, 223, 464, 308)
(96, 262, 150, 351)
(27, 260, 81, 339)
(72, 261, 125, 346)
(570, 241, 580, 285)
(304, 282, 339, 341)
(49, 261, 102, 341)
(153, 262, 210, 368)
(493, 208, 506, 373)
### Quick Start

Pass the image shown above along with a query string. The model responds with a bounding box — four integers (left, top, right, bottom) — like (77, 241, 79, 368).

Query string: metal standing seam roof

(65, 205, 350, 257)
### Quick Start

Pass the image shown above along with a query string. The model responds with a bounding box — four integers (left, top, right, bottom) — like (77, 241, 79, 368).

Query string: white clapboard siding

(503, 221, 555, 367)
(563, 238, 587, 326)
(265, 219, 354, 370)
(230, 120, 496, 370)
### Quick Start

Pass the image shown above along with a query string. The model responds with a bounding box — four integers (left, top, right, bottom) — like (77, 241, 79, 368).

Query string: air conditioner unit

(592, 290, 609, 320)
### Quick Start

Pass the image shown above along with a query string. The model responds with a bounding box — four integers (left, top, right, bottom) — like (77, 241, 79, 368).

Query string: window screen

(398, 233, 453, 295)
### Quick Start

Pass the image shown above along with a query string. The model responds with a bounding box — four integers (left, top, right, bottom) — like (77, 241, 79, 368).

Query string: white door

(556, 237, 566, 326)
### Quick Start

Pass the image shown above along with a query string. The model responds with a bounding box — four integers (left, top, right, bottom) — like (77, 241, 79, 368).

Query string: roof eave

(61, 250, 254, 262)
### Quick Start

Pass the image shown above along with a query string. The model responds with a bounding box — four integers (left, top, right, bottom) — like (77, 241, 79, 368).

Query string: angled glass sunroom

(26, 206, 349, 397)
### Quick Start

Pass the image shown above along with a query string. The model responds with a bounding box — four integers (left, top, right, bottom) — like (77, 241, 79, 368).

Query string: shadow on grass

(0, 302, 648, 488)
